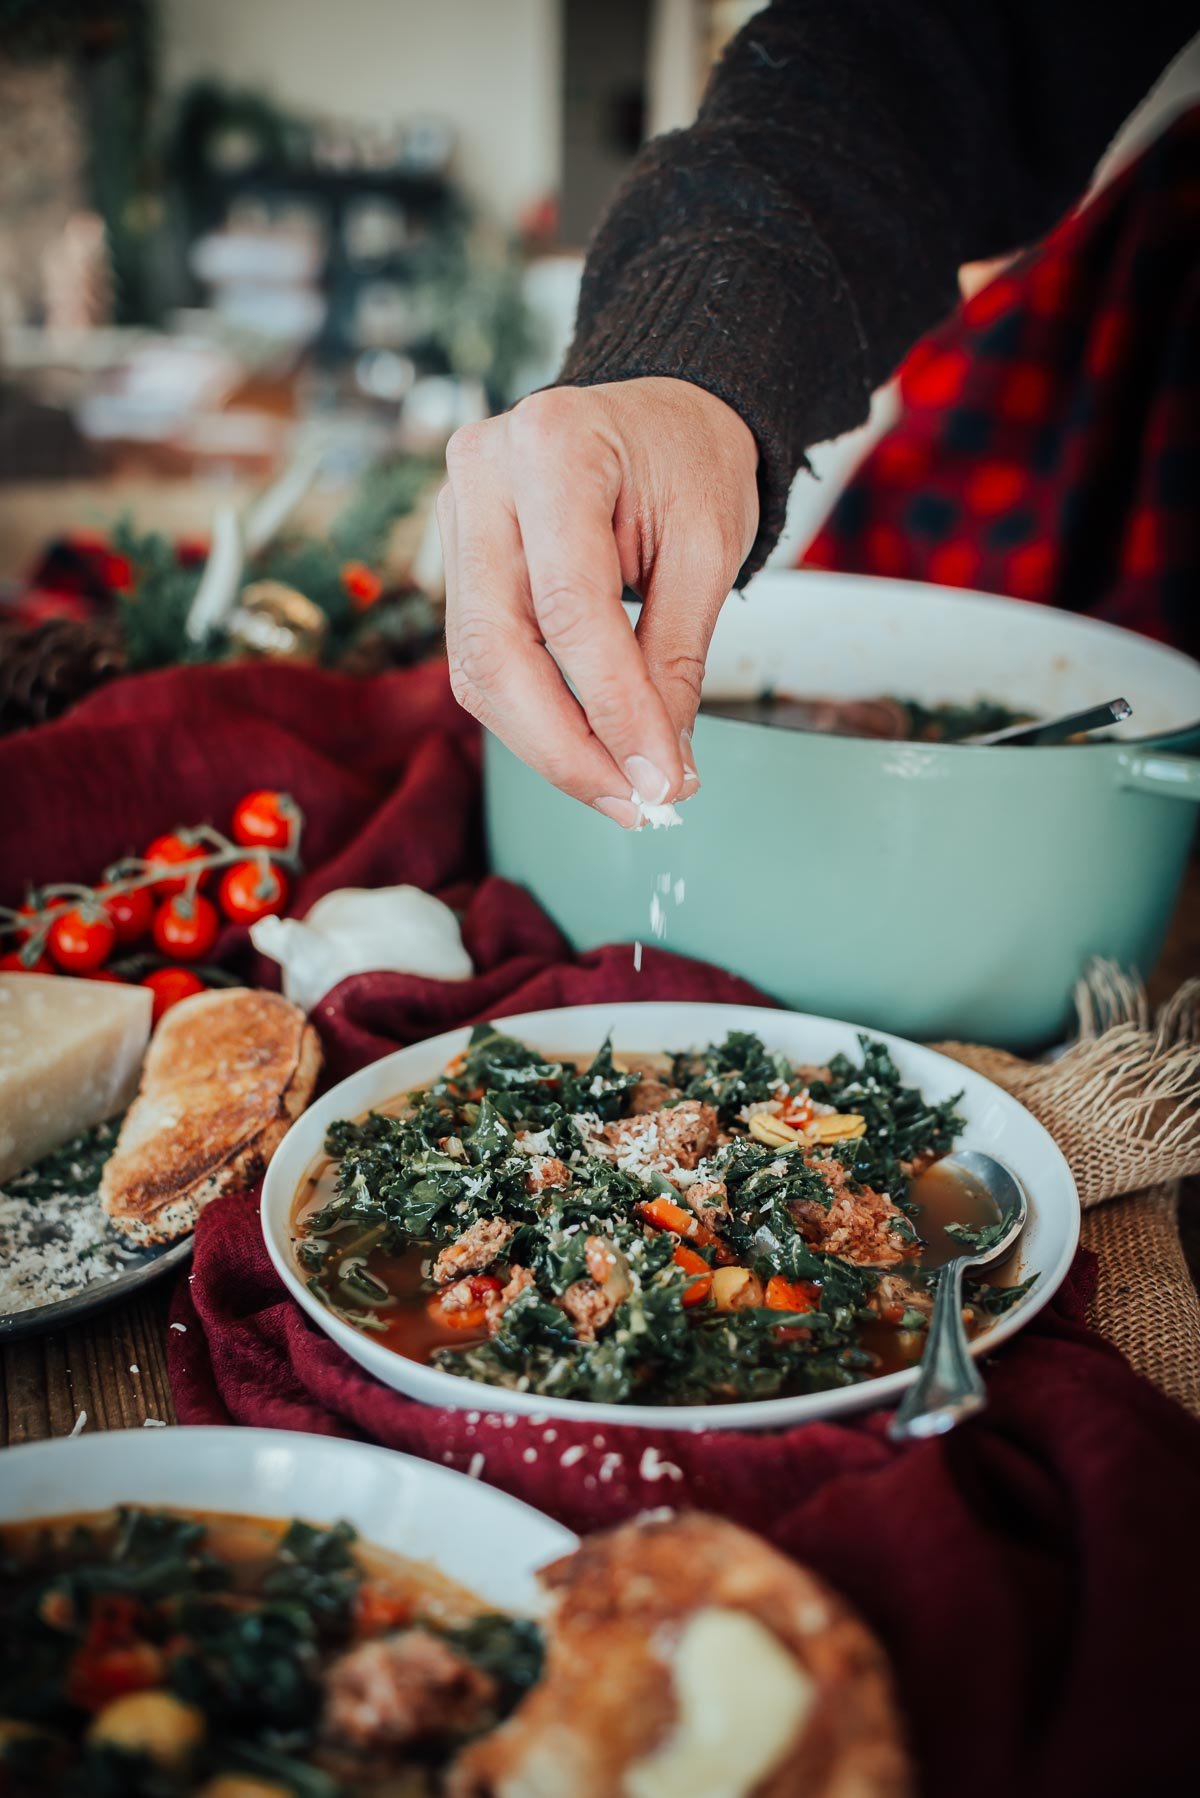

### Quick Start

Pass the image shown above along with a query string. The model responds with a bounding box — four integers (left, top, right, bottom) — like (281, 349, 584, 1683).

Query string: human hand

(438, 376, 759, 827)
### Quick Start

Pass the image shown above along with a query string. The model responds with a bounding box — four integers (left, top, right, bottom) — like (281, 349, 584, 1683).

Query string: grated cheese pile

(0, 1136, 143, 1316)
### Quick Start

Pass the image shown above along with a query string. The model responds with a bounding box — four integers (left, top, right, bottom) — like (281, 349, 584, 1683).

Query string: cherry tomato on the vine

(101, 884, 154, 945)
(151, 894, 219, 962)
(143, 833, 208, 898)
(140, 967, 206, 1024)
(0, 949, 55, 973)
(12, 902, 42, 943)
(47, 908, 116, 973)
(231, 790, 295, 851)
(217, 859, 289, 926)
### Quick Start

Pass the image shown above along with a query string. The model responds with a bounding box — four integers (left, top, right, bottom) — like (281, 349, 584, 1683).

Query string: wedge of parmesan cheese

(0, 975, 152, 1184)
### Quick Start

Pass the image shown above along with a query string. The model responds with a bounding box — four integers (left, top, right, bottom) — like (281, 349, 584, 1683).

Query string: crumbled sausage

(655, 1101, 719, 1167)
(525, 1156, 573, 1194)
(485, 1264, 534, 1333)
(601, 1101, 718, 1173)
(683, 1178, 729, 1231)
(557, 1278, 619, 1342)
(323, 1630, 497, 1750)
(627, 1075, 681, 1115)
(793, 1064, 833, 1087)
(870, 1272, 933, 1323)
(439, 1276, 487, 1316)
(793, 1161, 909, 1267)
(433, 1218, 514, 1285)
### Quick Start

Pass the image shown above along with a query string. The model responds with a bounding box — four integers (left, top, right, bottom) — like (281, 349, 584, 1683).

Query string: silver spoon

(968, 697, 1131, 746)
(888, 1149, 1029, 1443)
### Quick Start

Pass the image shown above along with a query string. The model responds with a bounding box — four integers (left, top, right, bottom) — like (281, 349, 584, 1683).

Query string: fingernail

(594, 795, 643, 830)
(624, 755, 670, 805)
(679, 729, 700, 791)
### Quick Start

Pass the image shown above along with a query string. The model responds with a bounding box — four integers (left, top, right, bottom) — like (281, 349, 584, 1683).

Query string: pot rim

(681, 570, 1200, 750)
(691, 709, 1200, 755)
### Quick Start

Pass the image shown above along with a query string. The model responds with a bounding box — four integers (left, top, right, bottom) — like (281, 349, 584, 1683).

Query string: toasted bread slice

(100, 987, 321, 1245)
(449, 1511, 911, 1798)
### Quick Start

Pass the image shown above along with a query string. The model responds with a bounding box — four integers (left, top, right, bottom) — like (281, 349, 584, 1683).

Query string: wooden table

(3, 859, 1197, 1446)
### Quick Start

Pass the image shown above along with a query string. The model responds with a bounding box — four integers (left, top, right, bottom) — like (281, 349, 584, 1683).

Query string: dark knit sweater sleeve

(559, 0, 1195, 574)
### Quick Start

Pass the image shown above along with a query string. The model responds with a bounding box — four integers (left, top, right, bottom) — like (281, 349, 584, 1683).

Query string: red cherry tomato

(47, 908, 116, 973)
(101, 884, 155, 945)
(151, 894, 219, 962)
(231, 790, 295, 851)
(0, 949, 55, 973)
(143, 834, 208, 898)
(140, 967, 206, 1024)
(217, 859, 289, 926)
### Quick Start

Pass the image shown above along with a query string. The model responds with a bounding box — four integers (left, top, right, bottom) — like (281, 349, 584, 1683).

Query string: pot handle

(1118, 752, 1200, 803)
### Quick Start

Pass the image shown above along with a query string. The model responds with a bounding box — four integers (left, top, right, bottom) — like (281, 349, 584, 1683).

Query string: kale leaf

(811, 1036, 964, 1197)
(669, 1030, 795, 1123)
(444, 1615, 544, 1713)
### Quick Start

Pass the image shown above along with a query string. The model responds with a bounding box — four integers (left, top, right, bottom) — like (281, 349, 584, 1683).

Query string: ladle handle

(888, 1258, 986, 1443)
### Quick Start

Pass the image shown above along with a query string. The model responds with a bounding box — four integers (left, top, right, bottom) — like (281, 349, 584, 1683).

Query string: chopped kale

(261, 1519, 361, 1622)
(811, 1036, 965, 1198)
(670, 1030, 796, 1122)
(968, 1273, 1038, 1315)
(559, 1036, 642, 1120)
(445, 1614, 544, 1712)
(945, 1207, 1014, 1256)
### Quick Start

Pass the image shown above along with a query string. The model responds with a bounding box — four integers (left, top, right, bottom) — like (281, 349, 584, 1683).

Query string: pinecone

(0, 616, 127, 736)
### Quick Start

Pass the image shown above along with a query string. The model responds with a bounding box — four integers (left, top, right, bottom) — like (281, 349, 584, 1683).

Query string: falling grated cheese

(630, 789, 682, 830)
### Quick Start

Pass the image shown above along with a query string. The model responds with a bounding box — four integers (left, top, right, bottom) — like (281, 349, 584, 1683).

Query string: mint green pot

(484, 574, 1200, 1049)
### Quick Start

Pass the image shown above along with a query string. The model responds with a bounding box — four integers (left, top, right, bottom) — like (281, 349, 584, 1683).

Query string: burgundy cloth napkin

(5, 661, 1200, 1796)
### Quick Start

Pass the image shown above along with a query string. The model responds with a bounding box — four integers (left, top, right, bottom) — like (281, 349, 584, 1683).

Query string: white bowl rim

(0, 1425, 577, 1610)
(262, 1001, 1081, 1433)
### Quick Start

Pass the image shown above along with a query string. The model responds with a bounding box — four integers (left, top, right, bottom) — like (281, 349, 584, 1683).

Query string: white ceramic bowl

(0, 1427, 575, 1614)
(263, 1002, 1080, 1432)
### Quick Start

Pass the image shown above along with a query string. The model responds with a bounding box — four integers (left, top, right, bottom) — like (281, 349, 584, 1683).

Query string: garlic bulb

(250, 885, 473, 1012)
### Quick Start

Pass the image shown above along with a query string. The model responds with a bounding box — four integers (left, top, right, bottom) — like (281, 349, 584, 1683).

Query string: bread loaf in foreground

(449, 1510, 911, 1798)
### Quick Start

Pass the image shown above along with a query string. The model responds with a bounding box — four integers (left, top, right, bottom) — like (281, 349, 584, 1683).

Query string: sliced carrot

(764, 1276, 820, 1313)
(638, 1196, 695, 1236)
(638, 1196, 738, 1267)
(673, 1244, 713, 1307)
(765, 1275, 819, 1343)
(354, 1583, 416, 1638)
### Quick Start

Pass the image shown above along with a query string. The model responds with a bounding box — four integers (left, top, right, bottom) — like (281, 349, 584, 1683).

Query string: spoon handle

(888, 1258, 987, 1442)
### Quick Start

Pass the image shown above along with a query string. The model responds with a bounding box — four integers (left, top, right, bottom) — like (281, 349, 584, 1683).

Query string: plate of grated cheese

(0, 1115, 191, 1340)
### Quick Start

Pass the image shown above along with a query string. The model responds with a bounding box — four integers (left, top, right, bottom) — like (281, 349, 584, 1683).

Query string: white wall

(158, 0, 562, 227)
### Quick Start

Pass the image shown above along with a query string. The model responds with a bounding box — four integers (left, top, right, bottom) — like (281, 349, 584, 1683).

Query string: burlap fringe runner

(935, 962, 1200, 1413)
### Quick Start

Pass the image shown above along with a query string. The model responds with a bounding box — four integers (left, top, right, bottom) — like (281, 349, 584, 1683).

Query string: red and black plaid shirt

(803, 106, 1200, 661)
